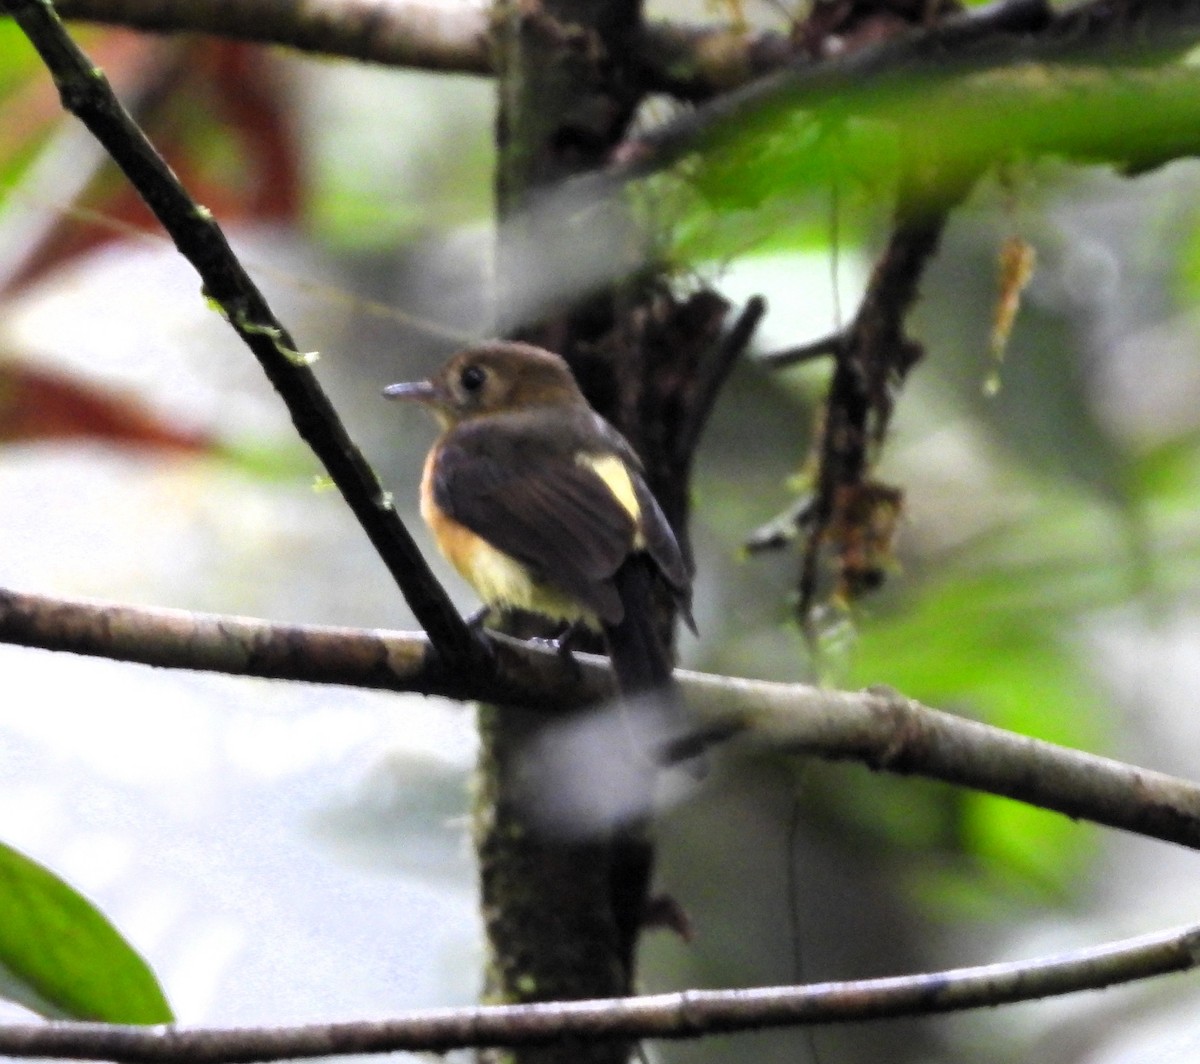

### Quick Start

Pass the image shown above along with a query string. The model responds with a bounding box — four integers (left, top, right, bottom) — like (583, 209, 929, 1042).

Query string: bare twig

(0, 587, 597, 709)
(47, 0, 797, 100)
(0, 0, 480, 667)
(48, 0, 1200, 184)
(6, 587, 1200, 852)
(675, 295, 766, 461)
(0, 921, 1198, 1060)
(744, 495, 814, 553)
(758, 331, 843, 368)
(53, 0, 495, 76)
(601, 0, 1052, 185)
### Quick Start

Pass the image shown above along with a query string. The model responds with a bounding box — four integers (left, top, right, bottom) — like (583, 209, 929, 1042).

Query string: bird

(383, 340, 699, 763)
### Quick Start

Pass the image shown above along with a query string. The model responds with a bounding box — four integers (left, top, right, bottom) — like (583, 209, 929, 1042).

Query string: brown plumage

(384, 341, 695, 739)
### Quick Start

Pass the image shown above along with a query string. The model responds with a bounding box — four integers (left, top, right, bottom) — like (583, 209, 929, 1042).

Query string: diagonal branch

(6, 586, 1200, 854)
(586, 0, 1200, 198)
(0, 0, 480, 667)
(674, 295, 766, 463)
(593, 0, 1051, 187)
(0, 921, 1198, 1060)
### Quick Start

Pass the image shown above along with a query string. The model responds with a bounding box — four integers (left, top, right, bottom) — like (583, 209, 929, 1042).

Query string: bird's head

(384, 342, 585, 429)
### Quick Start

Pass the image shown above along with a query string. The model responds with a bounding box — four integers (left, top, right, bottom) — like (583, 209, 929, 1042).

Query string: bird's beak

(383, 380, 438, 402)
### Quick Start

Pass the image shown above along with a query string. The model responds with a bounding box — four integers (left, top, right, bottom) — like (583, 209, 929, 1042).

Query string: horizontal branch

(5, 586, 1200, 853)
(1, 921, 1198, 1060)
(45, 0, 1200, 172)
(0, 587, 596, 709)
(758, 331, 843, 369)
(53, 0, 494, 76)
(46, 0, 795, 99)
(40, 0, 1200, 204)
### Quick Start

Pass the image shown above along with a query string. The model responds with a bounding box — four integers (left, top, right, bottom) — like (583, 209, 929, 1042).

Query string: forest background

(3, 0, 1200, 1061)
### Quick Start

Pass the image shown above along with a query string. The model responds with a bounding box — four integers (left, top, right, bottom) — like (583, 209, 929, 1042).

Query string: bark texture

(479, 0, 743, 1058)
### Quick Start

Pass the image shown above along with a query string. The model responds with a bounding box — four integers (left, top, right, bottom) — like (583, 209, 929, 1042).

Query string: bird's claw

(531, 621, 586, 680)
(464, 605, 493, 631)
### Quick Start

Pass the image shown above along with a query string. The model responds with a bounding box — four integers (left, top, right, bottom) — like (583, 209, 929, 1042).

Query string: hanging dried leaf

(986, 235, 1036, 395)
(828, 478, 904, 602)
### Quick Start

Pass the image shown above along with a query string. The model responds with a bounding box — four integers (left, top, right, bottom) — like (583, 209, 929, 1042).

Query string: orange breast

(420, 447, 480, 579)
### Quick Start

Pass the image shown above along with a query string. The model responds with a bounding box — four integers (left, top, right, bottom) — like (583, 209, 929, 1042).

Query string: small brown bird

(384, 341, 695, 744)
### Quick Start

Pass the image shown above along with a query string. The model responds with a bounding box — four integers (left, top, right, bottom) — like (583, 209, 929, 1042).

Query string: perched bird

(384, 341, 697, 759)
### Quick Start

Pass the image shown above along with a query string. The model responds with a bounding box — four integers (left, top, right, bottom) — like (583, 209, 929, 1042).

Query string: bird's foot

(531, 620, 587, 680)
(464, 605, 494, 632)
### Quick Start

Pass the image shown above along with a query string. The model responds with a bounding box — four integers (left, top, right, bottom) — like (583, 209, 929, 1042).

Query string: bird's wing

(582, 412, 695, 624)
(631, 476, 696, 633)
(430, 436, 639, 624)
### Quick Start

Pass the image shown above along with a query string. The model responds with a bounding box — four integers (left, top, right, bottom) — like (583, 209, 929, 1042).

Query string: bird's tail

(602, 558, 708, 768)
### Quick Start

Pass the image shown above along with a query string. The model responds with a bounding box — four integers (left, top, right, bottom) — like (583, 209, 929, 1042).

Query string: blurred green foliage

(0, 21, 36, 91)
(304, 70, 494, 248)
(672, 48, 1200, 917)
(668, 64, 1200, 266)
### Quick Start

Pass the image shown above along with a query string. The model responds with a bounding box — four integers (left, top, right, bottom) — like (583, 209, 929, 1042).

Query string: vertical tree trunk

(478, 1, 678, 1062)
(478, 1, 753, 1059)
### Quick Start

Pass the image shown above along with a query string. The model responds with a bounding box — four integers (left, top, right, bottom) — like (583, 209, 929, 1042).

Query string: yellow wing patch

(577, 452, 645, 548)
(577, 453, 639, 518)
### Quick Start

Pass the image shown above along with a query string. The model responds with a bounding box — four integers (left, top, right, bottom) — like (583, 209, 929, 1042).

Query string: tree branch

(0, 921, 1198, 1060)
(44, 0, 1200, 180)
(46, 0, 796, 100)
(53, 0, 495, 76)
(590, 0, 1200, 195)
(6, 586, 1200, 853)
(0, 587, 597, 709)
(674, 295, 766, 463)
(0, 0, 481, 668)
(758, 332, 843, 369)
(795, 171, 972, 616)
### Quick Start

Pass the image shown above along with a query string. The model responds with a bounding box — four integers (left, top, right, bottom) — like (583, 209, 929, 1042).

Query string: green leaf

(0, 841, 173, 1023)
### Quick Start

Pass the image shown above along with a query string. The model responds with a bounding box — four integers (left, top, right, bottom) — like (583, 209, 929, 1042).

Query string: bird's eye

(460, 364, 487, 393)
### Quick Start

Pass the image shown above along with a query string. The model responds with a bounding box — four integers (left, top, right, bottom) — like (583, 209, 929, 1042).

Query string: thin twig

(6, 587, 1200, 853)
(58, 0, 1200, 224)
(744, 495, 815, 553)
(675, 295, 766, 461)
(602, 0, 1053, 185)
(0, 922, 1198, 1060)
(758, 331, 843, 368)
(0, 0, 480, 666)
